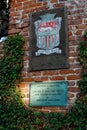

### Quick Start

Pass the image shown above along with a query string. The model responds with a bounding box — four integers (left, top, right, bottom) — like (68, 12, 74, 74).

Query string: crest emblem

(34, 13, 62, 56)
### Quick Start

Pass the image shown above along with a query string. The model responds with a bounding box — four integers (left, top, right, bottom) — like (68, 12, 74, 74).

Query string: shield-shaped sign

(29, 7, 69, 71)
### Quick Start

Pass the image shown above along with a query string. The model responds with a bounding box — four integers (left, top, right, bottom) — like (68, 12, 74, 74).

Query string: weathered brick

(19, 83, 26, 88)
(69, 58, 75, 63)
(68, 93, 75, 98)
(75, 69, 82, 74)
(50, 76, 65, 80)
(68, 87, 80, 92)
(43, 70, 58, 76)
(8, 28, 21, 34)
(60, 70, 75, 74)
(23, 77, 34, 82)
(76, 30, 82, 35)
(7, 0, 86, 112)
(51, 0, 58, 3)
(78, 24, 87, 29)
(69, 46, 75, 51)
(67, 75, 81, 80)
(68, 81, 76, 86)
(70, 63, 81, 69)
(28, 71, 42, 77)
(53, 3, 64, 8)
(69, 52, 78, 57)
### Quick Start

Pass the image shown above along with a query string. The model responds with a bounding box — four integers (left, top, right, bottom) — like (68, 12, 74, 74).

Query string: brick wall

(8, 0, 87, 112)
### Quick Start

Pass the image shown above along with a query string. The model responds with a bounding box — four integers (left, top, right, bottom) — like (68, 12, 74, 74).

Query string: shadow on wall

(0, 0, 9, 39)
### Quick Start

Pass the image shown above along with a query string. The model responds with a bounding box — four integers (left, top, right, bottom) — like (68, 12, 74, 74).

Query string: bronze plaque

(30, 81, 68, 106)
(29, 7, 69, 71)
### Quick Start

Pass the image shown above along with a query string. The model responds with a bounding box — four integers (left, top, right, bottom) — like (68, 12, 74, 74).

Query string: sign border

(29, 7, 69, 71)
(29, 81, 68, 107)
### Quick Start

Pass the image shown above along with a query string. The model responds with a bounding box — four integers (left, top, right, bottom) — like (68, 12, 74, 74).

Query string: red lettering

(38, 20, 57, 29)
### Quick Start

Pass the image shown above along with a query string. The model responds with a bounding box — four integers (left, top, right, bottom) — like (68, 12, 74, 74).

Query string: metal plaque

(30, 81, 68, 106)
(29, 7, 69, 71)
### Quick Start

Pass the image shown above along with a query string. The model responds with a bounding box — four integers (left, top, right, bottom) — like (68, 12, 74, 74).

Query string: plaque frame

(29, 7, 69, 71)
(30, 81, 68, 106)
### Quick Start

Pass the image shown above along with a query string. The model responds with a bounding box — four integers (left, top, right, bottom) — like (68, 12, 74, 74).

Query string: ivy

(0, 34, 26, 129)
(0, 34, 25, 91)
(78, 30, 87, 95)
(63, 30, 87, 130)
(0, 31, 87, 129)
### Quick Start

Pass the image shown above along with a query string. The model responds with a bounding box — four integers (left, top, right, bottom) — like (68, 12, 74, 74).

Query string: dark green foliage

(64, 98, 87, 130)
(0, 34, 26, 129)
(78, 30, 87, 71)
(78, 76, 87, 95)
(78, 30, 87, 95)
(63, 30, 87, 130)
(42, 112, 64, 130)
(0, 31, 87, 130)
(0, 34, 25, 92)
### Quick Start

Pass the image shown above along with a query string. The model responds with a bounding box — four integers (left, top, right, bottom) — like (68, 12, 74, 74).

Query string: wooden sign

(30, 81, 68, 106)
(29, 7, 69, 71)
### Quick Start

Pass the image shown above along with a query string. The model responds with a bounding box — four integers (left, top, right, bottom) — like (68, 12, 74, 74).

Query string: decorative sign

(30, 81, 68, 106)
(29, 7, 68, 71)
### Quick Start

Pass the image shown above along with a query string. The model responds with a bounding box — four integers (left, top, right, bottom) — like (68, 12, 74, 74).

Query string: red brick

(67, 5, 74, 11)
(28, 3, 42, 8)
(67, 75, 81, 80)
(9, 12, 20, 17)
(28, 72, 41, 77)
(8, 28, 21, 34)
(32, 77, 41, 82)
(51, 0, 58, 3)
(68, 31, 72, 36)
(19, 83, 26, 88)
(15, 6, 23, 11)
(70, 63, 81, 69)
(68, 93, 75, 99)
(43, 70, 58, 75)
(68, 87, 80, 92)
(69, 36, 76, 41)
(21, 22, 29, 28)
(69, 52, 78, 57)
(22, 32, 29, 36)
(9, 19, 17, 25)
(60, 70, 75, 74)
(84, 19, 87, 24)
(68, 81, 76, 86)
(69, 46, 75, 51)
(23, 77, 34, 82)
(21, 71, 27, 77)
(23, 1, 35, 6)
(53, 3, 64, 8)
(78, 24, 87, 29)
(69, 58, 75, 63)
(12, 3, 22, 8)
(76, 30, 82, 35)
(7, 0, 86, 112)
(50, 76, 65, 80)
(41, 77, 48, 81)
(75, 69, 82, 74)
(22, 14, 28, 19)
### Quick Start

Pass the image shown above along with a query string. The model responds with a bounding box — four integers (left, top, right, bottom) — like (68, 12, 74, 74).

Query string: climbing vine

(63, 30, 87, 129)
(0, 31, 87, 129)
(78, 30, 87, 95)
